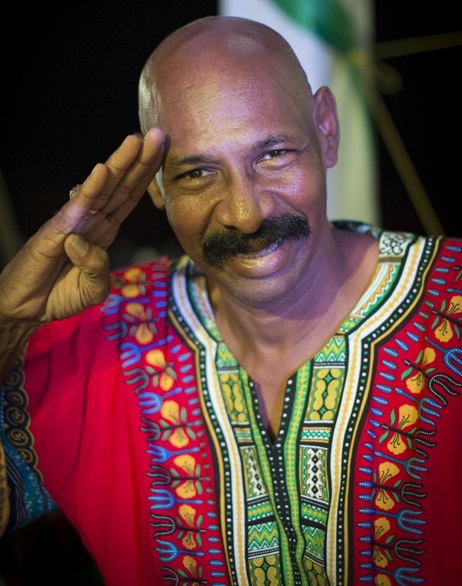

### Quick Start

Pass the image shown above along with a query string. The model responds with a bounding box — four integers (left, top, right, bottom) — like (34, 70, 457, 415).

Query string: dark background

(1, 1, 461, 270)
(0, 1, 460, 583)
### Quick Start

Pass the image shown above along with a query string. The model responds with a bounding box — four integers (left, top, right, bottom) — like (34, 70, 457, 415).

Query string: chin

(220, 271, 297, 312)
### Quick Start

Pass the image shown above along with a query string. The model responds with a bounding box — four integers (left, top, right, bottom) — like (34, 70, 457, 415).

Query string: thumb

(66, 233, 90, 259)
(65, 233, 110, 279)
(64, 234, 112, 306)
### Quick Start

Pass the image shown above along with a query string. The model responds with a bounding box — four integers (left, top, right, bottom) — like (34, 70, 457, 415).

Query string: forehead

(156, 56, 309, 149)
(171, 85, 307, 163)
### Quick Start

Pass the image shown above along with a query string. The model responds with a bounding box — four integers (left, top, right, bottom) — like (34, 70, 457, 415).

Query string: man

(1, 15, 461, 586)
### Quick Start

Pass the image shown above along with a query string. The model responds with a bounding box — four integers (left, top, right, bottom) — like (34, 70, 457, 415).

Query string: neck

(206, 225, 378, 440)
(207, 226, 378, 373)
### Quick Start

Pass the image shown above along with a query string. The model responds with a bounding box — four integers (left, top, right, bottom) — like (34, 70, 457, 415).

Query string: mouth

(236, 239, 283, 259)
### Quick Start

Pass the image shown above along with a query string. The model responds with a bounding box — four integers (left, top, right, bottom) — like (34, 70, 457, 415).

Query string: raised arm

(0, 128, 164, 381)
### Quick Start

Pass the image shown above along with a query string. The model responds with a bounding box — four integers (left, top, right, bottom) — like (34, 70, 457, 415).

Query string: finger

(59, 234, 112, 314)
(66, 130, 165, 241)
(63, 129, 162, 217)
(46, 130, 161, 237)
(28, 129, 165, 250)
(64, 233, 110, 291)
(85, 128, 164, 216)
(99, 127, 165, 217)
(46, 164, 111, 237)
(66, 134, 147, 214)
(107, 151, 165, 226)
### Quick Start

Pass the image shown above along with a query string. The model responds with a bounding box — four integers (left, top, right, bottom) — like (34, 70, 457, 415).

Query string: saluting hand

(0, 128, 164, 325)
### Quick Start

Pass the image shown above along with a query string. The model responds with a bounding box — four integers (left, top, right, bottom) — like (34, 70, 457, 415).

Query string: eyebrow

(252, 134, 296, 150)
(166, 154, 217, 170)
(165, 133, 298, 170)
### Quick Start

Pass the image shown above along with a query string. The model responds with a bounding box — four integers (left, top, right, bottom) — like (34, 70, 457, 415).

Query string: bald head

(138, 16, 313, 134)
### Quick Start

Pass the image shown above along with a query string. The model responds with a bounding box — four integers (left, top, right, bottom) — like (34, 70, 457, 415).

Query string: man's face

(152, 55, 332, 309)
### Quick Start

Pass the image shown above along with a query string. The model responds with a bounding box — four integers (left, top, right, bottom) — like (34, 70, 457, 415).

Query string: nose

(215, 171, 275, 234)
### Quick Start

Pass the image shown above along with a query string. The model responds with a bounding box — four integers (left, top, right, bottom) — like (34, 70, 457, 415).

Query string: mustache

(202, 214, 310, 267)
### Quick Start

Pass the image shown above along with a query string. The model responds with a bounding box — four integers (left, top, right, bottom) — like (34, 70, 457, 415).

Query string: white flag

(219, 0, 379, 225)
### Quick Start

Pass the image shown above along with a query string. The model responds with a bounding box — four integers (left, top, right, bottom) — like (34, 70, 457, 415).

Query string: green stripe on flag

(271, 0, 356, 54)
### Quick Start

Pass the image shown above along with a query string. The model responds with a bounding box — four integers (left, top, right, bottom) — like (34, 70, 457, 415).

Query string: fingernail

(72, 235, 89, 257)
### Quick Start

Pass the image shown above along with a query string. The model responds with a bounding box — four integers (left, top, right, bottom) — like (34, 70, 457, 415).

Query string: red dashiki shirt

(1, 222, 462, 586)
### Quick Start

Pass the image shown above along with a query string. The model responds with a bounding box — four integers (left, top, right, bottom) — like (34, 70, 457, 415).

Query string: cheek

(274, 149, 325, 197)
(163, 197, 208, 253)
(280, 165, 326, 213)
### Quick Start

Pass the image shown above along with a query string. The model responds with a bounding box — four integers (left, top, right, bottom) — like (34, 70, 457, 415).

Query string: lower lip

(229, 241, 291, 278)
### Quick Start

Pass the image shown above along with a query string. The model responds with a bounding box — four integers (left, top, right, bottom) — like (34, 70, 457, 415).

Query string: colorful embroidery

(0, 352, 55, 533)
(105, 259, 229, 585)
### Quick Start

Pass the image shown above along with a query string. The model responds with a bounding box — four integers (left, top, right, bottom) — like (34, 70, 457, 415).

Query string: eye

(260, 149, 288, 161)
(183, 168, 214, 180)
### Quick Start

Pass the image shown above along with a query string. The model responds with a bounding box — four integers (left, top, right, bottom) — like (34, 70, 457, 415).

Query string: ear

(147, 175, 165, 209)
(313, 86, 339, 168)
